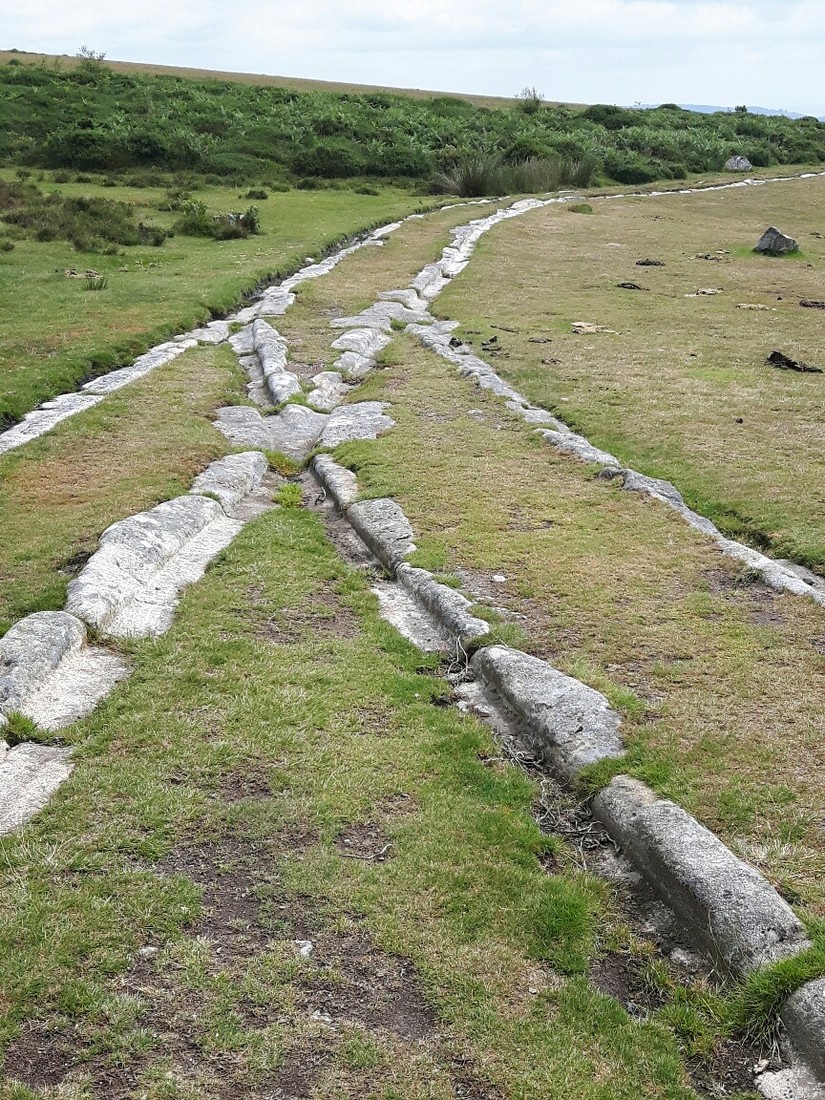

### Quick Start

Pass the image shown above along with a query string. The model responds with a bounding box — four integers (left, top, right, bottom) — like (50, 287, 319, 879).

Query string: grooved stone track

(3, 178, 825, 1100)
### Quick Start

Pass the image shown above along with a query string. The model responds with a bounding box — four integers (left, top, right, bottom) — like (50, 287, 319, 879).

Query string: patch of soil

(264, 1043, 333, 1098)
(57, 548, 93, 577)
(704, 565, 787, 626)
(2, 1021, 71, 1088)
(158, 837, 276, 955)
(219, 767, 275, 802)
(262, 589, 360, 645)
(301, 931, 437, 1042)
(687, 1039, 766, 1099)
(450, 1057, 507, 1099)
(588, 953, 662, 1017)
(336, 821, 393, 862)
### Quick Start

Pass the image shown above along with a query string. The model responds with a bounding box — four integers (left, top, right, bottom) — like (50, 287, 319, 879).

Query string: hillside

(2, 53, 825, 186)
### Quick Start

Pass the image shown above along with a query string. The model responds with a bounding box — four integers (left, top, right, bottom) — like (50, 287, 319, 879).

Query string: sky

(3, 0, 825, 115)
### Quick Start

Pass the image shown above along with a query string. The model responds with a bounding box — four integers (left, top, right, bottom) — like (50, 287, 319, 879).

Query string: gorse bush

(173, 200, 261, 240)
(0, 62, 824, 187)
(0, 180, 169, 251)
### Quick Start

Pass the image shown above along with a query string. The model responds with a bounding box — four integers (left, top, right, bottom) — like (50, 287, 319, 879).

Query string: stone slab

(470, 645, 625, 780)
(347, 499, 417, 573)
(190, 451, 269, 514)
(330, 328, 392, 358)
(0, 393, 105, 457)
(268, 403, 329, 461)
(0, 743, 74, 836)
(782, 980, 825, 1080)
(83, 340, 196, 395)
(215, 406, 276, 450)
(0, 612, 86, 713)
(593, 776, 811, 975)
(66, 494, 234, 635)
(311, 455, 360, 511)
(319, 402, 396, 448)
(307, 372, 350, 412)
(396, 565, 489, 645)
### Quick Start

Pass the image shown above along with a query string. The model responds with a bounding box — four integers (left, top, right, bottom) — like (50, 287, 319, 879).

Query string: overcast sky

(3, 0, 824, 115)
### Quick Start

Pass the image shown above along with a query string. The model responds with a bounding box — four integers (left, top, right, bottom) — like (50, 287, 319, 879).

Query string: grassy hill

(2, 51, 825, 188)
(0, 48, 535, 109)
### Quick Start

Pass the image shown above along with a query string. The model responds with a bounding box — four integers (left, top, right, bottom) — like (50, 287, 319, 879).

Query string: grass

(325, 334, 825, 919)
(0, 198, 495, 638)
(0, 171, 434, 424)
(0, 342, 238, 633)
(434, 174, 825, 570)
(0, 498, 735, 1099)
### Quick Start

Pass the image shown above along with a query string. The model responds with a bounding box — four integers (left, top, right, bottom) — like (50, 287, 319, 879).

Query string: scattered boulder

(737, 303, 773, 311)
(767, 350, 822, 374)
(725, 155, 752, 171)
(636, 258, 665, 267)
(800, 299, 825, 310)
(572, 322, 616, 334)
(617, 282, 646, 291)
(754, 227, 799, 256)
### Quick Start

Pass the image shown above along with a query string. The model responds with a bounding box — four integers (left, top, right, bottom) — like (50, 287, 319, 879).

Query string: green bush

(0, 181, 169, 251)
(1, 64, 823, 190)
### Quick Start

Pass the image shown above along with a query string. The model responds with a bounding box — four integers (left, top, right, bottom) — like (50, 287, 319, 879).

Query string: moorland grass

(0, 172, 432, 424)
(0, 200, 495, 636)
(0, 343, 238, 633)
(434, 175, 825, 570)
(0, 502, 718, 1099)
(327, 335, 825, 918)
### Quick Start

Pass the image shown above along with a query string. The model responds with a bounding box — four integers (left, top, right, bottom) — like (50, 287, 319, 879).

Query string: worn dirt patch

(265, 1043, 334, 1098)
(301, 931, 437, 1042)
(261, 588, 361, 644)
(336, 821, 394, 862)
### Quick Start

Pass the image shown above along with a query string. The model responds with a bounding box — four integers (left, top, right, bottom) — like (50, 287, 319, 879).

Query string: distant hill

(641, 103, 825, 122)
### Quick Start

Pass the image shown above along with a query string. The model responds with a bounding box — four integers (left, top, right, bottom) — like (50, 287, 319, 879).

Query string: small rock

(725, 155, 753, 171)
(492, 574, 507, 584)
(697, 287, 723, 295)
(737, 303, 773, 310)
(754, 227, 799, 255)
(800, 299, 825, 309)
(636, 258, 665, 267)
(138, 946, 159, 959)
(617, 282, 646, 291)
(571, 321, 616, 334)
(294, 940, 314, 957)
(670, 947, 701, 972)
(311, 1010, 334, 1024)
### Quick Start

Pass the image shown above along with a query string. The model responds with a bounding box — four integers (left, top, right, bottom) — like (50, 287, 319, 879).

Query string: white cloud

(2, 0, 823, 112)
